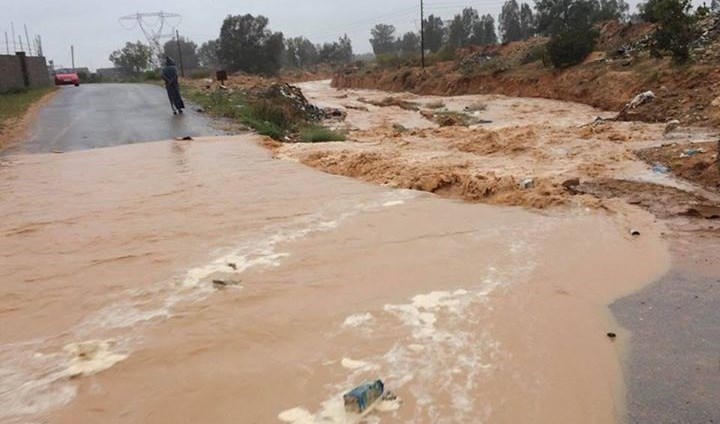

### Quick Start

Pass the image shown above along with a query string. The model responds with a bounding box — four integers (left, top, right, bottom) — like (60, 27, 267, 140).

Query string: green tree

(370, 24, 397, 55)
(648, 0, 696, 62)
(536, 0, 597, 36)
(520, 3, 537, 39)
(500, 0, 523, 43)
(423, 15, 446, 53)
(399, 32, 421, 57)
(593, 0, 630, 21)
(109, 41, 153, 75)
(448, 8, 480, 47)
(284, 36, 319, 68)
(536, 0, 600, 67)
(198, 39, 219, 68)
(318, 35, 354, 64)
(217, 14, 285, 74)
(473, 14, 498, 45)
(162, 36, 200, 70)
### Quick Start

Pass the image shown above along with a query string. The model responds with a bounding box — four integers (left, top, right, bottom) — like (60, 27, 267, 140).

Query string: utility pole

(11, 22, 16, 52)
(18, 35, 23, 53)
(420, 0, 425, 68)
(176, 29, 185, 77)
(4, 32, 8, 55)
(24, 24, 31, 55)
(71, 45, 75, 69)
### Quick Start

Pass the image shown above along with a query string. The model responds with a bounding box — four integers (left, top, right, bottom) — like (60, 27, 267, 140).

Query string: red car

(54, 69, 80, 86)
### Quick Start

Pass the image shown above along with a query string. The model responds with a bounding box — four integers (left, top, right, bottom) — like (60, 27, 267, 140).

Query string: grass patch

(185, 86, 324, 141)
(299, 125, 346, 143)
(0, 86, 56, 132)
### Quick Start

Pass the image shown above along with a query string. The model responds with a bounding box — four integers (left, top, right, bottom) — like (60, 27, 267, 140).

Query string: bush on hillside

(546, 29, 599, 68)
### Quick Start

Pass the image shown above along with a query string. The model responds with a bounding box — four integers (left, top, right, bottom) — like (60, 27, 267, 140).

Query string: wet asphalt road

(612, 246, 720, 423)
(8, 83, 222, 154)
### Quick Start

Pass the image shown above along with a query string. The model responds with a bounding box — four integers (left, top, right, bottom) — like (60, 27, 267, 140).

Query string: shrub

(650, 0, 696, 63)
(299, 126, 347, 142)
(189, 69, 212, 79)
(522, 43, 549, 65)
(143, 70, 161, 81)
(547, 28, 599, 68)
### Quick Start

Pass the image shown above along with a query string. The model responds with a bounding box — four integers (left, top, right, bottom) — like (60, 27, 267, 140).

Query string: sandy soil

(274, 81, 720, 219)
(0, 89, 59, 151)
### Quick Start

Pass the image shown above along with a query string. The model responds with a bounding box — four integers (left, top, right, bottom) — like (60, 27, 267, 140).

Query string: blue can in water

(343, 380, 384, 414)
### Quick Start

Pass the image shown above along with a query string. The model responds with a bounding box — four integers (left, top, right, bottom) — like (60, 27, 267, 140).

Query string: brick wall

(0, 54, 51, 93)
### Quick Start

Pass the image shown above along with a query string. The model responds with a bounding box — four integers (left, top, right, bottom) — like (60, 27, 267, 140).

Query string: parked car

(54, 69, 80, 86)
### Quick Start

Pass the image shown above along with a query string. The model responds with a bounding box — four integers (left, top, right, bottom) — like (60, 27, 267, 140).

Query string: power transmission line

(119, 11, 182, 65)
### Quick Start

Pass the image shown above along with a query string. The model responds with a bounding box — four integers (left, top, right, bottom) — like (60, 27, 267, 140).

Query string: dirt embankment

(333, 20, 720, 127)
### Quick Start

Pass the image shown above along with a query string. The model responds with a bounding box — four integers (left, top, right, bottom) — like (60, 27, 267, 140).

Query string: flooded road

(5, 84, 222, 155)
(0, 133, 670, 423)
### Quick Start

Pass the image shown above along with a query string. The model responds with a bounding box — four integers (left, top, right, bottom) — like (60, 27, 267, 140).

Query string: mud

(277, 81, 720, 218)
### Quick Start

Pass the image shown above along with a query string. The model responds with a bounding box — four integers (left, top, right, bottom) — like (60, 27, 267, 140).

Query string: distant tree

(448, 8, 480, 47)
(370, 24, 398, 55)
(520, 3, 537, 39)
(217, 14, 285, 74)
(535, 0, 598, 36)
(712, 0, 720, 13)
(696, 2, 711, 17)
(423, 14, 446, 53)
(198, 39, 219, 68)
(109, 41, 153, 75)
(472, 15, 498, 45)
(500, 0, 523, 43)
(593, 0, 630, 21)
(318, 35, 354, 64)
(648, 0, 697, 62)
(284, 36, 319, 68)
(162, 37, 200, 70)
(536, 0, 600, 67)
(399, 31, 421, 57)
(546, 27, 599, 67)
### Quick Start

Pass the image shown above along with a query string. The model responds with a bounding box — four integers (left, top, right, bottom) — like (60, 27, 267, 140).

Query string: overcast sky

(2, 0, 654, 70)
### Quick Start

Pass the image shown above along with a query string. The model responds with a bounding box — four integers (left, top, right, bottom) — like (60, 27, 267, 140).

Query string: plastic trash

(652, 164, 669, 174)
(343, 380, 384, 414)
(519, 178, 535, 189)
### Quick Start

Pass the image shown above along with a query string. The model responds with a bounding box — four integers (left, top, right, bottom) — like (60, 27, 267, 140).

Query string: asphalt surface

(611, 243, 720, 423)
(8, 83, 222, 154)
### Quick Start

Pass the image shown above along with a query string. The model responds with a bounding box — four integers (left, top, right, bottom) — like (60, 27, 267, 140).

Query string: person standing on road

(162, 57, 185, 115)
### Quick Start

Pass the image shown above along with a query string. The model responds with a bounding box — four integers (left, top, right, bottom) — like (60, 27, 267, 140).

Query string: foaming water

(0, 136, 669, 423)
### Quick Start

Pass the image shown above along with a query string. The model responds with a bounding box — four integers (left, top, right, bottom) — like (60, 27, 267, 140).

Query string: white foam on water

(0, 339, 128, 423)
(341, 358, 373, 370)
(342, 313, 374, 328)
(2, 190, 420, 423)
(278, 407, 315, 423)
(382, 200, 404, 207)
(61, 340, 128, 378)
(283, 228, 543, 424)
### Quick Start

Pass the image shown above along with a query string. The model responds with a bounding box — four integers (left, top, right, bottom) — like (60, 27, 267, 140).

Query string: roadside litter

(519, 178, 534, 189)
(679, 148, 706, 158)
(652, 163, 669, 174)
(343, 380, 384, 414)
(212, 279, 241, 290)
(616, 91, 655, 120)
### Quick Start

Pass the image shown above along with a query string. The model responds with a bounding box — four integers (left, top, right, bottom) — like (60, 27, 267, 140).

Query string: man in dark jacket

(162, 57, 185, 115)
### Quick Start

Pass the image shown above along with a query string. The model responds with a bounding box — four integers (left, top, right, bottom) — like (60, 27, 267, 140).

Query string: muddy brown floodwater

(1, 131, 669, 420)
